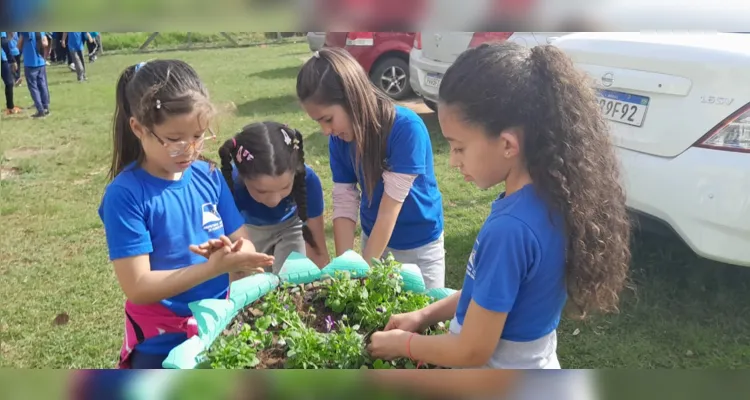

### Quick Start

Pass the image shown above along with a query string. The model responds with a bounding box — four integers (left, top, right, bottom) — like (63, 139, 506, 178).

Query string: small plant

(203, 253, 449, 369)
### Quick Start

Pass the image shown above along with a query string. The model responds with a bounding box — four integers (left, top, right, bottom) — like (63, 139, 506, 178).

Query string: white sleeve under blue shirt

(98, 161, 245, 354)
(328, 105, 444, 250)
(231, 164, 325, 226)
(455, 184, 568, 342)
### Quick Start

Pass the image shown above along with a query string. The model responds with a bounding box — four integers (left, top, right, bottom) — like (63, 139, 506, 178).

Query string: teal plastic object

(162, 273, 279, 369)
(164, 251, 446, 369)
(320, 250, 370, 279)
(278, 251, 322, 284)
(425, 287, 458, 301)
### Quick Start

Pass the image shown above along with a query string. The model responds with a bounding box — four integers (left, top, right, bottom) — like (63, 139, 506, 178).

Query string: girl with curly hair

(368, 41, 631, 369)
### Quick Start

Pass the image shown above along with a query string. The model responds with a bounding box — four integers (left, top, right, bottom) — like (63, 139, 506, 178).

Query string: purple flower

(325, 315, 336, 332)
(283, 305, 290, 310)
(376, 307, 384, 313)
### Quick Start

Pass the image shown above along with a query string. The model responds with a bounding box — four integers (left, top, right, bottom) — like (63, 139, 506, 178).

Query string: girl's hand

(189, 236, 232, 259)
(384, 311, 426, 333)
(367, 329, 411, 360)
(208, 238, 274, 276)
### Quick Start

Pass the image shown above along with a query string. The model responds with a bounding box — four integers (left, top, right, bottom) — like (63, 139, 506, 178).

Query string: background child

(218, 121, 329, 272)
(368, 42, 631, 369)
(297, 47, 446, 289)
(9, 32, 22, 85)
(99, 59, 273, 369)
(87, 31, 101, 62)
(1, 32, 21, 115)
(17, 32, 49, 118)
(62, 32, 91, 82)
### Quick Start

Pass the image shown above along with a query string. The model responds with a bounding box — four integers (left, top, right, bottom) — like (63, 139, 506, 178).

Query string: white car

(553, 32, 750, 267)
(409, 32, 567, 111)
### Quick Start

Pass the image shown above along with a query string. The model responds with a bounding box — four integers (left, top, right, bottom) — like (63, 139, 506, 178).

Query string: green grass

(1, 41, 749, 370)
(99, 32, 305, 53)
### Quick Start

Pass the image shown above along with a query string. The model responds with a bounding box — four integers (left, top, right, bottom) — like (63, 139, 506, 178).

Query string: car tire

(370, 56, 412, 101)
(424, 99, 438, 114)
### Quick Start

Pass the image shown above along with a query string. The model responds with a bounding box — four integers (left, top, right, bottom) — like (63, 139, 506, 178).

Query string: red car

(324, 32, 416, 100)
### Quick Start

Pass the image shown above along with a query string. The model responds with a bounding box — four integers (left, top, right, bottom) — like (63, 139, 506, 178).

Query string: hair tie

(232, 138, 237, 148)
(134, 62, 147, 72)
(312, 51, 320, 59)
(155, 99, 162, 110)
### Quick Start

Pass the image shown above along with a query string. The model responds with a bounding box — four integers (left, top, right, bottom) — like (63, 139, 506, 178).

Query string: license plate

(424, 73, 442, 89)
(597, 89, 650, 127)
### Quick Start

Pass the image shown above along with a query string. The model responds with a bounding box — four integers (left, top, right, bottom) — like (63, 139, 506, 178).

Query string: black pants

(12, 55, 21, 81)
(1, 61, 14, 109)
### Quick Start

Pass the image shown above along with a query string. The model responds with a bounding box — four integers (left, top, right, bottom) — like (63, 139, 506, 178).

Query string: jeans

(24, 65, 49, 113)
(129, 350, 167, 369)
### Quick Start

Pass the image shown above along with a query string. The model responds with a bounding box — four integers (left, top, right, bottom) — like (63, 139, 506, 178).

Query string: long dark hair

(296, 47, 394, 205)
(108, 59, 215, 181)
(439, 42, 631, 317)
(218, 122, 317, 250)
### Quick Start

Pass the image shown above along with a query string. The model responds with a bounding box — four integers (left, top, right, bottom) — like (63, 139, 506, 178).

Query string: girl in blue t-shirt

(368, 42, 631, 369)
(296, 47, 446, 289)
(218, 121, 330, 271)
(98, 60, 273, 369)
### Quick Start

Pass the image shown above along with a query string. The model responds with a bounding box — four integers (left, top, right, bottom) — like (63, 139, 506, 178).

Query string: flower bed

(162, 251, 456, 369)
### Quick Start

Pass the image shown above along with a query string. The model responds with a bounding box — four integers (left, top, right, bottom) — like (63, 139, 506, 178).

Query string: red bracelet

(406, 333, 425, 369)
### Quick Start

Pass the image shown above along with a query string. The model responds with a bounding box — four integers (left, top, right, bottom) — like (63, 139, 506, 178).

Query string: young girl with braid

(219, 122, 330, 271)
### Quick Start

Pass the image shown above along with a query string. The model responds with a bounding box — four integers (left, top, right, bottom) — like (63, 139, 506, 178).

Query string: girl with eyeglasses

(98, 60, 274, 369)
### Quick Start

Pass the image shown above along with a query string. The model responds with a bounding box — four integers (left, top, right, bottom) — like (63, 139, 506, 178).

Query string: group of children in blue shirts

(1, 32, 99, 118)
(99, 42, 632, 370)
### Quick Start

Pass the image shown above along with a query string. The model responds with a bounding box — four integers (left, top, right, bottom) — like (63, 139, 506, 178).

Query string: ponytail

(108, 65, 141, 182)
(290, 129, 318, 250)
(218, 138, 236, 193)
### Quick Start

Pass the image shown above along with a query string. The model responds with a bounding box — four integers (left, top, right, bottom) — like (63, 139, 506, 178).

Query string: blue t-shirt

(98, 161, 245, 354)
(10, 33, 20, 56)
(67, 32, 85, 52)
(232, 164, 325, 226)
(328, 105, 443, 250)
(20, 32, 46, 67)
(455, 184, 567, 342)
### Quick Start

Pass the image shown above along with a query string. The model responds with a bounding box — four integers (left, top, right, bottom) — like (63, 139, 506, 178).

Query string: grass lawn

(1, 41, 749, 369)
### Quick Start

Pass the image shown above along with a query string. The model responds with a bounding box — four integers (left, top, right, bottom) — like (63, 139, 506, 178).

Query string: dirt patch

(397, 98, 434, 115)
(0, 166, 20, 180)
(3, 147, 51, 160)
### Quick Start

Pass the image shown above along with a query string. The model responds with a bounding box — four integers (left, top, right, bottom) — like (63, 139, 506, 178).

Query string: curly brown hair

(439, 42, 631, 317)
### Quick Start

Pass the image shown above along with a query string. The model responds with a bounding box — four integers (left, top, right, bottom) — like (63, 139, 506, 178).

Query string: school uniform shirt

(232, 164, 325, 226)
(66, 32, 85, 52)
(10, 33, 20, 56)
(451, 184, 568, 369)
(98, 160, 245, 354)
(329, 105, 444, 250)
(20, 32, 46, 67)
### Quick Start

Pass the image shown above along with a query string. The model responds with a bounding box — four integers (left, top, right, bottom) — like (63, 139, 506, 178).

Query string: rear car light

(414, 32, 422, 49)
(695, 102, 750, 153)
(346, 32, 374, 46)
(468, 32, 514, 48)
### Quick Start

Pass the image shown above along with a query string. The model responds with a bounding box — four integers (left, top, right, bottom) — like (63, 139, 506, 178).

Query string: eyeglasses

(147, 127, 216, 158)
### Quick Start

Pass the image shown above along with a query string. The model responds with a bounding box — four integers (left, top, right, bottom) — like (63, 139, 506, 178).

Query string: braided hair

(218, 122, 318, 250)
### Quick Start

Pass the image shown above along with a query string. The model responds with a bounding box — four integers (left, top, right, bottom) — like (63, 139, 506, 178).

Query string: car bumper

(409, 48, 451, 103)
(307, 32, 326, 52)
(619, 146, 750, 266)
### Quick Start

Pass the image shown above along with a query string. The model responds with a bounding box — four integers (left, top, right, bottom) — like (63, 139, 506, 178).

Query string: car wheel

(370, 56, 412, 101)
(424, 99, 438, 114)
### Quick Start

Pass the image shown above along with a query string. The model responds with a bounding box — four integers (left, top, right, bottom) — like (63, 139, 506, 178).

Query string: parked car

(307, 32, 326, 52)
(324, 32, 416, 100)
(409, 32, 567, 112)
(553, 32, 750, 267)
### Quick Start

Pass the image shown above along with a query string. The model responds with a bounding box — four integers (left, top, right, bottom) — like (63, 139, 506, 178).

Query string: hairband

(232, 138, 237, 148)
(236, 145, 253, 163)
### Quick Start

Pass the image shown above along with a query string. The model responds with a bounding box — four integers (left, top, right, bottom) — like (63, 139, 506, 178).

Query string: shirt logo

(466, 240, 478, 280)
(201, 203, 223, 232)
